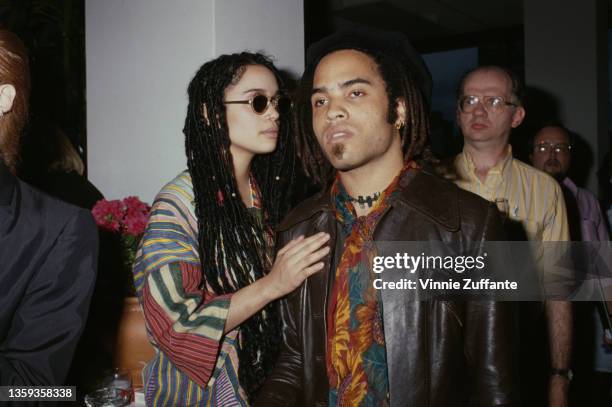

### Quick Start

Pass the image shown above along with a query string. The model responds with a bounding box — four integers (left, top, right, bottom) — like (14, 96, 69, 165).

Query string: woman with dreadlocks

(133, 52, 330, 406)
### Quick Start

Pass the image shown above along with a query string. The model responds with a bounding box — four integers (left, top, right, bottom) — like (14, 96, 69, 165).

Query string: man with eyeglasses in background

(530, 123, 612, 405)
(530, 123, 608, 243)
(453, 66, 572, 407)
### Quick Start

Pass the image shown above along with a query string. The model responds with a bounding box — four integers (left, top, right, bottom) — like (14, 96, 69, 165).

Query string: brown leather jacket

(256, 169, 519, 407)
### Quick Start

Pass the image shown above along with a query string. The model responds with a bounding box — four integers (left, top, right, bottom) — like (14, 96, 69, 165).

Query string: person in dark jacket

(0, 28, 98, 386)
(256, 26, 518, 406)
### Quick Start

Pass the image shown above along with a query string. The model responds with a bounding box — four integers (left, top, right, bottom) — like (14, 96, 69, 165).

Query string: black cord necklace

(347, 192, 381, 209)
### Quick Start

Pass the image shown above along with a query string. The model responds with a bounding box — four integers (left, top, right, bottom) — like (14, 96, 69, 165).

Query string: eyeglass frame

(223, 93, 291, 115)
(533, 142, 572, 154)
(458, 95, 519, 113)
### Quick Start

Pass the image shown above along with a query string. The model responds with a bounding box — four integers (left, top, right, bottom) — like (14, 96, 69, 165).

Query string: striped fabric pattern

(454, 147, 569, 242)
(133, 171, 248, 406)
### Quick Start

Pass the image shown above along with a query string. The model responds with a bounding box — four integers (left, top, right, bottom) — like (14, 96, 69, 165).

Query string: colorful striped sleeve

(133, 172, 233, 388)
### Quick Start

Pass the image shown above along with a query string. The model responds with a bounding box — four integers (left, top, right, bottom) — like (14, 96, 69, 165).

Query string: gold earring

(395, 121, 405, 130)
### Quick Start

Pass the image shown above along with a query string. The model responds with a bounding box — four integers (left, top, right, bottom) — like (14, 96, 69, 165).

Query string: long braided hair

(295, 48, 434, 187)
(183, 52, 295, 399)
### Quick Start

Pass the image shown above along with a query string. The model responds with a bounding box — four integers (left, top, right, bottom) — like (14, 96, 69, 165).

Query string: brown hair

(0, 28, 30, 174)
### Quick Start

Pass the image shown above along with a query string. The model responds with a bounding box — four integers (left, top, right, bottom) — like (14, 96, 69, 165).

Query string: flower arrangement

(92, 196, 151, 295)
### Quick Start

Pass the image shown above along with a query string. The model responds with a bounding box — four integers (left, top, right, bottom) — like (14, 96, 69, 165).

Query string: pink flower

(123, 196, 149, 216)
(92, 196, 150, 236)
(91, 196, 151, 294)
(122, 196, 150, 236)
(124, 212, 149, 236)
(92, 199, 123, 232)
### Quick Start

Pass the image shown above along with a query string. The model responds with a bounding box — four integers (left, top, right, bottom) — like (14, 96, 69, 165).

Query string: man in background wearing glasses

(453, 66, 571, 407)
(530, 123, 608, 243)
(530, 123, 612, 405)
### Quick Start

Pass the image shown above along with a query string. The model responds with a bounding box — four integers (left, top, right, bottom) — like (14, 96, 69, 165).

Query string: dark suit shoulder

(18, 179, 96, 235)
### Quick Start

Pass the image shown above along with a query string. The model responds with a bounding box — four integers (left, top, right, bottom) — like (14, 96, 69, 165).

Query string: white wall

(86, 0, 304, 203)
(215, 1, 304, 78)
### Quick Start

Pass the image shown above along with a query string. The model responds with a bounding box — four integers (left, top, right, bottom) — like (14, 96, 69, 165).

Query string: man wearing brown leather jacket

(256, 26, 519, 407)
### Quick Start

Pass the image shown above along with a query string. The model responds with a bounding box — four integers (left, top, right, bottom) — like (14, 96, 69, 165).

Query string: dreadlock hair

(295, 47, 433, 187)
(183, 52, 295, 400)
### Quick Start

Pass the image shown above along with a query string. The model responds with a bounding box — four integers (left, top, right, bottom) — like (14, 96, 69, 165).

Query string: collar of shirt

(459, 144, 513, 186)
(561, 176, 578, 196)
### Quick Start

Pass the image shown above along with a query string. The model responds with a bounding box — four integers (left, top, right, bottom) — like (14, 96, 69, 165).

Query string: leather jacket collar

(278, 168, 460, 233)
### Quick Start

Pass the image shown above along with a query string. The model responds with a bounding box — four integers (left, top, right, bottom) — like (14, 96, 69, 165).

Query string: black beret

(305, 25, 432, 108)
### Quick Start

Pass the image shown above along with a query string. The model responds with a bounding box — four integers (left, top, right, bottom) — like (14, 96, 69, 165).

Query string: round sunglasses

(224, 94, 291, 115)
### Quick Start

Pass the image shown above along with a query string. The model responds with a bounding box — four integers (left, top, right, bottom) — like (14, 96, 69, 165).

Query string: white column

(86, 0, 304, 203)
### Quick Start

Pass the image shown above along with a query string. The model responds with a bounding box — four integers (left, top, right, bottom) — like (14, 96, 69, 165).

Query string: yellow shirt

(454, 146, 569, 242)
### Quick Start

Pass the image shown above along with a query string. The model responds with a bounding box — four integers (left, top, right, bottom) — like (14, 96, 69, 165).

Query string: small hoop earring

(395, 121, 404, 130)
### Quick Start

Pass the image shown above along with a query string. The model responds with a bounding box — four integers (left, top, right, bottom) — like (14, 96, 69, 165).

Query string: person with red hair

(0, 28, 98, 386)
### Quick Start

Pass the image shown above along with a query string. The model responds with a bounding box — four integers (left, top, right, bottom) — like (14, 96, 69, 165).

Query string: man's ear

(0, 84, 16, 114)
(395, 97, 407, 126)
(511, 105, 526, 128)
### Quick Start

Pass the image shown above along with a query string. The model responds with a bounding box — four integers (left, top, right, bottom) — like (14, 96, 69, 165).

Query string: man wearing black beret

(257, 26, 518, 406)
